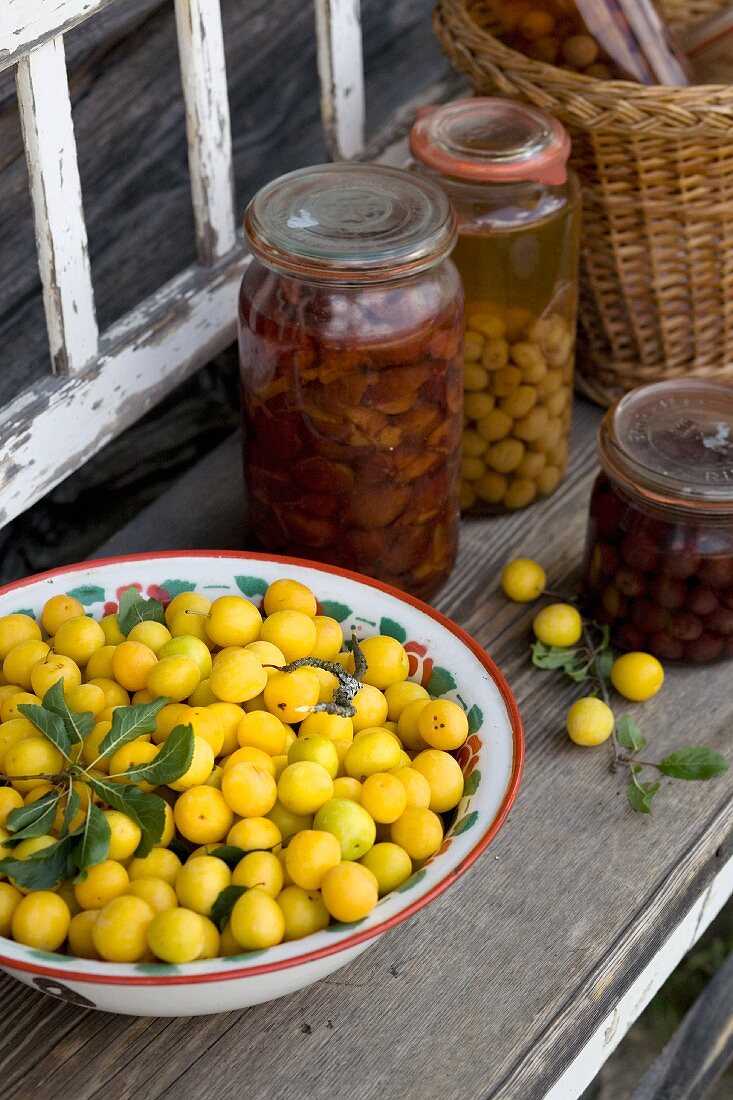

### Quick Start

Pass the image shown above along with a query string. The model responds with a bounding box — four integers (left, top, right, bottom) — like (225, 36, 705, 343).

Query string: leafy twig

(0, 682, 194, 885)
(581, 621, 619, 770)
(529, 607, 728, 814)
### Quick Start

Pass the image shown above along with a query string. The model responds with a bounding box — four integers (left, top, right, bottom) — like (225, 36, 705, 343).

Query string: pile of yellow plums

(0, 578, 467, 965)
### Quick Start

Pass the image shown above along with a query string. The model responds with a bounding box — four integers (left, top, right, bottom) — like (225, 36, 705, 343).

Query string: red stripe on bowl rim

(0, 550, 524, 985)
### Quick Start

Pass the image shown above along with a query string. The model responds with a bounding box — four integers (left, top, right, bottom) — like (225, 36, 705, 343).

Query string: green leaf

(211, 885, 248, 931)
(67, 584, 106, 606)
(379, 617, 407, 644)
(627, 780, 660, 814)
(616, 715, 647, 754)
(463, 770, 481, 796)
(596, 650, 615, 680)
(17, 702, 72, 760)
(209, 845, 251, 867)
(97, 696, 169, 759)
(451, 811, 478, 836)
(60, 786, 81, 838)
(14, 608, 36, 619)
(75, 803, 110, 873)
(565, 664, 593, 683)
(42, 680, 94, 745)
(319, 600, 352, 622)
(168, 836, 192, 863)
(234, 576, 267, 599)
(426, 666, 457, 697)
(160, 579, 197, 599)
(530, 641, 581, 671)
(0, 835, 77, 890)
(121, 725, 194, 786)
(87, 776, 166, 857)
(126, 789, 168, 857)
(658, 747, 729, 782)
(6, 790, 61, 839)
(466, 705, 483, 734)
(117, 586, 166, 634)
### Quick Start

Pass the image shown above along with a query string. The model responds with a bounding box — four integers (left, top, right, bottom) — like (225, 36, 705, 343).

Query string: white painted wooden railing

(0, 0, 366, 528)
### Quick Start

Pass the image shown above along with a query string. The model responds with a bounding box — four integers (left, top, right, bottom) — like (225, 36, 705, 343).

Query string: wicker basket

(434, 0, 733, 405)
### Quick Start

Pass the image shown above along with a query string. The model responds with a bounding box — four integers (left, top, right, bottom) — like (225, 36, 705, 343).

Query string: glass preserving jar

(582, 381, 733, 663)
(410, 98, 580, 515)
(238, 163, 463, 601)
(483, 0, 691, 84)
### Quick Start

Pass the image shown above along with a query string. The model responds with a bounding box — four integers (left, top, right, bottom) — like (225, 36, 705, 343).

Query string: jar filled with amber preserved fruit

(410, 99, 580, 514)
(239, 164, 463, 601)
(583, 381, 733, 664)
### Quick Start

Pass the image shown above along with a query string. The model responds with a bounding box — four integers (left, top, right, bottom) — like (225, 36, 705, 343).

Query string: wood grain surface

(0, 0, 447, 405)
(2, 397, 732, 1099)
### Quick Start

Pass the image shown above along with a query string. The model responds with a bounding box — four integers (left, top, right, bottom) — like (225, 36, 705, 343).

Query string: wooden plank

(629, 943, 733, 1100)
(174, 0, 236, 264)
(3, 399, 733, 1100)
(0, 247, 244, 528)
(314, 0, 365, 159)
(0, 0, 118, 72)
(547, 842, 733, 1099)
(95, 433, 247, 557)
(15, 35, 97, 374)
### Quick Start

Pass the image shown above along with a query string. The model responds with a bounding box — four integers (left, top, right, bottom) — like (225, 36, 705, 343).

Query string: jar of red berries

(583, 380, 733, 663)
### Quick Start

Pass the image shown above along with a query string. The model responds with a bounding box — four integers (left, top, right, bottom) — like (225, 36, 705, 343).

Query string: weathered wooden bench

(1, 2, 732, 1097)
(3, 402, 732, 1099)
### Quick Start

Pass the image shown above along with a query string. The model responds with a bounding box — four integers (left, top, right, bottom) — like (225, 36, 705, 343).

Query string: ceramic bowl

(0, 551, 523, 1016)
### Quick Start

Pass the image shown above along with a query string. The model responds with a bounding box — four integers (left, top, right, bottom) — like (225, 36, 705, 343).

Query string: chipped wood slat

(0, 247, 245, 529)
(14, 38, 98, 376)
(628, 934, 733, 1100)
(545, 831, 733, 1099)
(15, 34, 97, 375)
(0, 0, 117, 72)
(174, 0, 236, 264)
(314, 0, 365, 159)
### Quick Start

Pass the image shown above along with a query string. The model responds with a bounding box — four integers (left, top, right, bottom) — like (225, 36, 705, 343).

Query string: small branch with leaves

(0, 677, 195, 889)
(530, 619, 728, 814)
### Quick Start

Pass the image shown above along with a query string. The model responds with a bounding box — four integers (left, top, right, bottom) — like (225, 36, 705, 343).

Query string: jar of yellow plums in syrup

(410, 98, 580, 513)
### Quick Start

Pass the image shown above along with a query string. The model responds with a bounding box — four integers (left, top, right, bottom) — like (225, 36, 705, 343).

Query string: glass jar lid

(244, 164, 456, 283)
(600, 380, 733, 514)
(409, 98, 571, 186)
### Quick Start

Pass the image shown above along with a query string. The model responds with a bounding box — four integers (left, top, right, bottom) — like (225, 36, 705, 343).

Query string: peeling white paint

(0, 248, 246, 527)
(15, 34, 97, 374)
(544, 850, 733, 1100)
(0, 0, 116, 73)
(314, 0, 365, 159)
(174, 0, 236, 264)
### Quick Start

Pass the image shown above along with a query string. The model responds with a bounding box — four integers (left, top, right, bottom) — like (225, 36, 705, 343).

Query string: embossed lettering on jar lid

(409, 98, 571, 186)
(600, 380, 733, 512)
(244, 164, 456, 282)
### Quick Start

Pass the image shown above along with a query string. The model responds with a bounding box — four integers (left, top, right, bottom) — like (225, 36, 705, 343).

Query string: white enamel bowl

(0, 552, 523, 1016)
